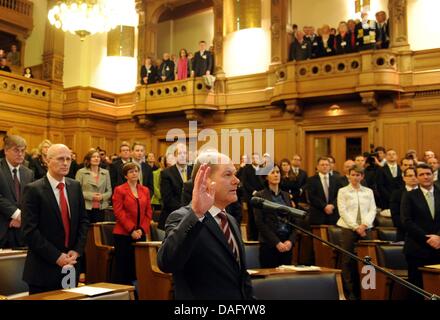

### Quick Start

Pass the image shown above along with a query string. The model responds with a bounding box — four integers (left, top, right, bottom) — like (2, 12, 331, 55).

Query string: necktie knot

(12, 168, 17, 174)
(57, 182, 65, 191)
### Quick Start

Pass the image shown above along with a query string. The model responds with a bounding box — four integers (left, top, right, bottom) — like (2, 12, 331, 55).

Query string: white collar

(420, 186, 434, 194)
(208, 205, 224, 218)
(46, 172, 66, 189)
(318, 172, 329, 179)
(406, 185, 417, 192)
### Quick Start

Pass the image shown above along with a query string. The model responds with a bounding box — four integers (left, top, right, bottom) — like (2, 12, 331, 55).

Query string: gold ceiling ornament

(47, 0, 119, 41)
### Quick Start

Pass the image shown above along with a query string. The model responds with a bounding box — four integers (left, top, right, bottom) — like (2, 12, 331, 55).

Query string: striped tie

(218, 211, 239, 262)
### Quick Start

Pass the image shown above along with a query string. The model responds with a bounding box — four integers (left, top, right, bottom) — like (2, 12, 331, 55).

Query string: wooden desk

(311, 225, 338, 268)
(356, 240, 388, 300)
(419, 266, 440, 296)
(0, 249, 27, 258)
(134, 241, 173, 300)
(16, 282, 134, 300)
(249, 267, 345, 300)
(356, 240, 408, 300)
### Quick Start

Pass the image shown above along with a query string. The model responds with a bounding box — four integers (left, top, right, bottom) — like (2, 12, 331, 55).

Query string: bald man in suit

(22, 144, 89, 294)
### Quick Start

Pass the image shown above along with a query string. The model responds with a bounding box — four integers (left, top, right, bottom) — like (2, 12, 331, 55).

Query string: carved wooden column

(212, 0, 224, 74)
(136, 0, 146, 83)
(388, 0, 409, 50)
(42, 22, 64, 85)
(270, 0, 288, 66)
(42, 0, 65, 141)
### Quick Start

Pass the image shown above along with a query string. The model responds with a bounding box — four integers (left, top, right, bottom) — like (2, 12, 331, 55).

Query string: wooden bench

(134, 241, 173, 300)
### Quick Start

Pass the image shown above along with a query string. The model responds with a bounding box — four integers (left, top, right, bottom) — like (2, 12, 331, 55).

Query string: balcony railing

(0, 0, 32, 15)
(0, 0, 33, 34)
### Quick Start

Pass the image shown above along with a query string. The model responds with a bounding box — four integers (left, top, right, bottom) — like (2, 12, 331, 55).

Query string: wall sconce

(329, 104, 341, 115)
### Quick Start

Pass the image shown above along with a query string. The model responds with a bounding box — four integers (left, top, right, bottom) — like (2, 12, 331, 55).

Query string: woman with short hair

(112, 162, 153, 285)
(75, 148, 112, 223)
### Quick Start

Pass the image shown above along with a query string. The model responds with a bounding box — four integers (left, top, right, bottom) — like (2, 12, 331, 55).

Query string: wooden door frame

(298, 121, 375, 175)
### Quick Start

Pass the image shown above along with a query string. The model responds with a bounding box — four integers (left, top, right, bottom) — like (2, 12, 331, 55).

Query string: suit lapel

(43, 177, 64, 228)
(0, 160, 17, 201)
(434, 186, 440, 222)
(204, 213, 237, 263)
(415, 189, 434, 221)
(65, 179, 77, 241)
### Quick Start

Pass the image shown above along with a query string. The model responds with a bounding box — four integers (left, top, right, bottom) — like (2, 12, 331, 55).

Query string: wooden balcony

(0, 0, 33, 37)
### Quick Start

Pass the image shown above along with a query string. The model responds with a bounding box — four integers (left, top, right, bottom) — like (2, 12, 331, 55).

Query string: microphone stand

(277, 215, 440, 300)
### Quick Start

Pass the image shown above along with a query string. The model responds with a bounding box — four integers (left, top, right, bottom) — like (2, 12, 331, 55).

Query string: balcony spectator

(23, 67, 33, 79)
(356, 12, 376, 50)
(375, 11, 390, 49)
(159, 53, 175, 82)
(6, 44, 20, 66)
(176, 48, 190, 80)
(335, 21, 352, 55)
(347, 19, 360, 53)
(318, 24, 336, 57)
(288, 31, 311, 62)
(140, 57, 159, 85)
(304, 26, 321, 59)
(0, 57, 11, 73)
(192, 40, 213, 77)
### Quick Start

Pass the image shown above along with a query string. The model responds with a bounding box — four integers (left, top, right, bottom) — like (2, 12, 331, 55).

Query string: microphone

(250, 196, 307, 219)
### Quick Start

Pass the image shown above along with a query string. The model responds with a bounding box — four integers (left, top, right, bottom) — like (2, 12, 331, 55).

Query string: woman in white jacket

(337, 165, 377, 300)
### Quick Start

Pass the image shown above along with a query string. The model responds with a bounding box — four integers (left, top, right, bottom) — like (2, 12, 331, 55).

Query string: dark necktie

(57, 182, 71, 248)
(351, 32, 355, 47)
(218, 211, 239, 262)
(12, 168, 20, 203)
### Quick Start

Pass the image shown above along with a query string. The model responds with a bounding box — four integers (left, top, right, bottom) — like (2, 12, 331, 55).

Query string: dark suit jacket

(29, 156, 47, 180)
(377, 164, 403, 209)
(21, 177, 89, 288)
(335, 33, 352, 55)
(0, 159, 34, 247)
(241, 164, 265, 201)
(140, 162, 154, 197)
(288, 39, 312, 62)
(306, 174, 340, 225)
(375, 20, 390, 49)
(159, 164, 193, 229)
(401, 187, 440, 259)
(192, 50, 213, 77)
(110, 158, 127, 190)
(157, 206, 253, 300)
(140, 65, 159, 84)
(254, 188, 296, 247)
(389, 187, 408, 242)
(181, 180, 242, 224)
(158, 59, 175, 81)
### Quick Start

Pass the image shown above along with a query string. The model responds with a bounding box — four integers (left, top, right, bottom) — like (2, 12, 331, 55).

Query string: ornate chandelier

(47, 0, 118, 40)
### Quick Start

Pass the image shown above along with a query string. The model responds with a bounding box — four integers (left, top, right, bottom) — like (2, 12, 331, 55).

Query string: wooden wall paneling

(382, 122, 410, 158)
(417, 121, 440, 159)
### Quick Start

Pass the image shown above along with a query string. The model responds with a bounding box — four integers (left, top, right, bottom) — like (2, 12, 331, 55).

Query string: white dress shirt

(337, 184, 377, 230)
(47, 172, 71, 217)
(198, 205, 239, 257)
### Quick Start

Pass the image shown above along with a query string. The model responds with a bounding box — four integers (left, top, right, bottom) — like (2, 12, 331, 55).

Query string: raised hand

(192, 164, 216, 218)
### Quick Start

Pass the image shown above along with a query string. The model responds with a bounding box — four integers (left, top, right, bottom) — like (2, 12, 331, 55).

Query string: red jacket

(112, 183, 152, 237)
